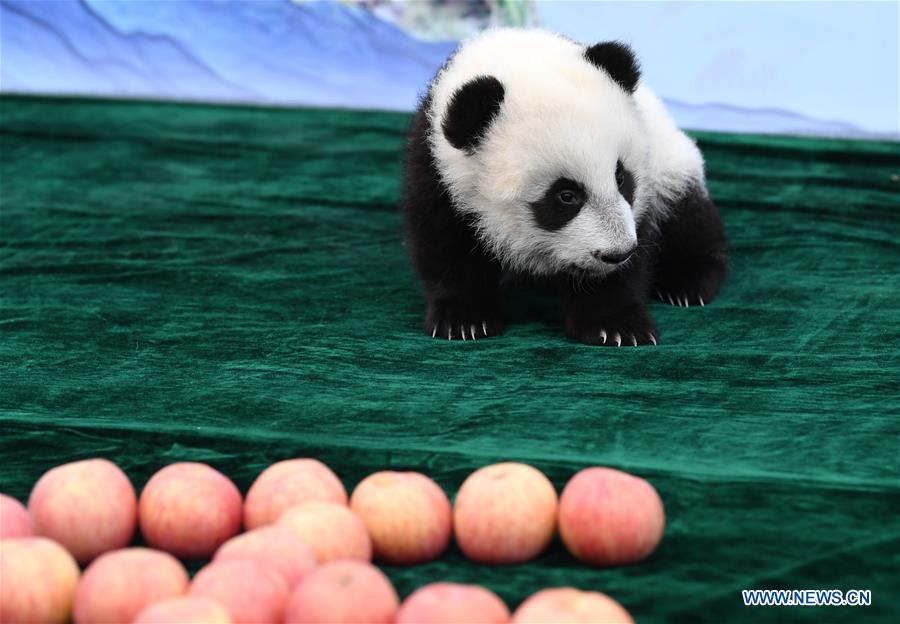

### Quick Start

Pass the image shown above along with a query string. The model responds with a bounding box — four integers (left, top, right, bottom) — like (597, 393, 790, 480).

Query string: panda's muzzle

(592, 246, 636, 265)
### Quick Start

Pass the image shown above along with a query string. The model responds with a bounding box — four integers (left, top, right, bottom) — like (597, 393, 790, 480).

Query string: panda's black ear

(584, 41, 641, 94)
(442, 76, 505, 152)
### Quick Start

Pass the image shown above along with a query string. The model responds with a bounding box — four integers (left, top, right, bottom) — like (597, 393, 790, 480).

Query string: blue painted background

(1, 0, 898, 139)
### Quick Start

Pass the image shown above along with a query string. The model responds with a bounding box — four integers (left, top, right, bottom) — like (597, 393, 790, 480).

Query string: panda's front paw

(423, 303, 505, 341)
(564, 309, 659, 347)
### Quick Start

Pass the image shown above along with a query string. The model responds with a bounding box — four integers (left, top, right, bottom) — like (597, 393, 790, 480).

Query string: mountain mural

(1, 0, 895, 139)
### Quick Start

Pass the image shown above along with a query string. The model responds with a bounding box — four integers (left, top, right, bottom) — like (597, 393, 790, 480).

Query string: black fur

(584, 42, 641, 93)
(442, 76, 506, 152)
(530, 178, 587, 232)
(617, 161, 636, 206)
(651, 183, 728, 306)
(401, 94, 505, 340)
(400, 84, 726, 347)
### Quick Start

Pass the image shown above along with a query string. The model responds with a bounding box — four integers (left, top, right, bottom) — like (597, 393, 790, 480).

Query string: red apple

(558, 467, 665, 566)
(396, 582, 510, 624)
(350, 471, 452, 565)
(244, 459, 347, 530)
(277, 501, 371, 563)
(454, 463, 557, 564)
(283, 560, 399, 624)
(0, 493, 33, 539)
(0, 537, 80, 624)
(139, 462, 243, 560)
(28, 458, 137, 564)
(133, 597, 231, 624)
(189, 559, 289, 624)
(74, 547, 188, 624)
(213, 525, 317, 587)
(512, 588, 633, 623)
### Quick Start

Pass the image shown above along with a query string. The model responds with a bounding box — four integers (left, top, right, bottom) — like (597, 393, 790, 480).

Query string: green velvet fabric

(1, 96, 898, 623)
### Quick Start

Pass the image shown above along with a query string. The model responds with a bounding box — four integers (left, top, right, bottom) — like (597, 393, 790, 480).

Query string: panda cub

(400, 29, 727, 346)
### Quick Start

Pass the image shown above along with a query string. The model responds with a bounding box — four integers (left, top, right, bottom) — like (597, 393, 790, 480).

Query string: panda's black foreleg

(559, 263, 659, 347)
(417, 248, 506, 341)
(403, 205, 505, 340)
(652, 183, 727, 307)
(400, 103, 506, 341)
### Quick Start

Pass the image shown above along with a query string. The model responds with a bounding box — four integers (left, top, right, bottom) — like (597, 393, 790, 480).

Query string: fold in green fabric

(1, 96, 898, 623)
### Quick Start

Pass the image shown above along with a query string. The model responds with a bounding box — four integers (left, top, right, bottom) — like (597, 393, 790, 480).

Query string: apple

(0, 493, 33, 539)
(139, 462, 243, 559)
(133, 597, 231, 624)
(558, 467, 665, 566)
(283, 560, 399, 624)
(277, 501, 371, 563)
(511, 588, 633, 623)
(350, 471, 451, 565)
(189, 559, 289, 624)
(244, 459, 347, 530)
(454, 463, 557, 564)
(396, 582, 510, 624)
(213, 525, 316, 587)
(28, 458, 137, 564)
(0, 537, 80, 624)
(73, 547, 188, 624)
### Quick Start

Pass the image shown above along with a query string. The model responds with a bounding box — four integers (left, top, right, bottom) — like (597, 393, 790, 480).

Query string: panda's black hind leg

(652, 183, 727, 307)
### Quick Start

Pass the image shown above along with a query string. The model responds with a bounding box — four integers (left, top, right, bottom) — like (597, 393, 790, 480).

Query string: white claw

(685, 299, 691, 308)
(631, 334, 638, 346)
(470, 324, 477, 341)
(649, 334, 657, 346)
(431, 324, 437, 338)
(447, 330, 452, 341)
(657, 291, 663, 300)
(614, 333, 622, 347)
(482, 321, 488, 336)
(600, 329, 607, 344)
(461, 325, 466, 341)
(667, 294, 675, 306)
(699, 296, 705, 307)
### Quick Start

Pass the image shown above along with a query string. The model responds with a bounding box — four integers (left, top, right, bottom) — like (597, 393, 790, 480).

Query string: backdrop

(2, 0, 898, 138)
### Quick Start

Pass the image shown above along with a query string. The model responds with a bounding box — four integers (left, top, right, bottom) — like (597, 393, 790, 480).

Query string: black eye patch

(530, 178, 586, 232)
(617, 160, 636, 206)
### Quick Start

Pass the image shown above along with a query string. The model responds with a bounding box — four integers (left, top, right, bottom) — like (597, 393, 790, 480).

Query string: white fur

(427, 28, 705, 276)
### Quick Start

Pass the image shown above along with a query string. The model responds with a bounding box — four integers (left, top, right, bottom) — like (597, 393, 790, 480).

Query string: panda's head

(428, 30, 650, 277)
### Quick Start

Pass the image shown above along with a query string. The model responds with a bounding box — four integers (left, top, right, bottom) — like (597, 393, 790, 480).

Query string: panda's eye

(615, 161, 626, 188)
(557, 190, 579, 205)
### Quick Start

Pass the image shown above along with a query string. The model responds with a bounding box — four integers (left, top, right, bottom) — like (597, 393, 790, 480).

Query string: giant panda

(400, 29, 727, 346)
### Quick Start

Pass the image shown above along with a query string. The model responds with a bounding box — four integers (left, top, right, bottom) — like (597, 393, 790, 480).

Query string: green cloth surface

(1, 96, 898, 623)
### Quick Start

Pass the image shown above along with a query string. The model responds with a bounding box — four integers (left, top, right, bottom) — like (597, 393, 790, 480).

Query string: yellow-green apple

(73, 547, 188, 624)
(244, 459, 347, 530)
(189, 559, 289, 624)
(212, 525, 316, 587)
(277, 501, 371, 563)
(28, 459, 137, 564)
(511, 588, 633, 623)
(0, 537, 80, 624)
(454, 463, 557, 564)
(350, 471, 451, 565)
(396, 582, 510, 624)
(283, 560, 398, 624)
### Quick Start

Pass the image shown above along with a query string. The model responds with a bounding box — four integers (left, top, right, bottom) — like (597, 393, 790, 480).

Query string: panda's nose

(593, 247, 635, 265)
